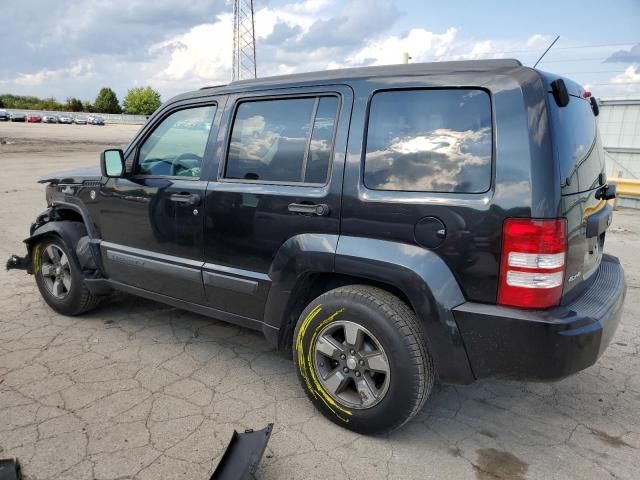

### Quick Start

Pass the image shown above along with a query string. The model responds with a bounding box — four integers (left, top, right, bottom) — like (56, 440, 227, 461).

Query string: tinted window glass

(364, 89, 492, 193)
(548, 95, 603, 194)
(305, 97, 338, 183)
(226, 97, 337, 184)
(226, 98, 314, 183)
(138, 106, 215, 177)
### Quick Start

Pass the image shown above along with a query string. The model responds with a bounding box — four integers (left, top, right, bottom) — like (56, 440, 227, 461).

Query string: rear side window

(364, 89, 492, 193)
(225, 96, 338, 184)
(548, 96, 603, 194)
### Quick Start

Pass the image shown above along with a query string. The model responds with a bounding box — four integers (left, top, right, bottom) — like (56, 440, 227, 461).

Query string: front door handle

(288, 203, 330, 216)
(169, 193, 201, 206)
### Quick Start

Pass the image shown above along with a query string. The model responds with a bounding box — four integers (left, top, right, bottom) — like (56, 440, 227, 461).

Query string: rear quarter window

(548, 95, 604, 194)
(364, 89, 492, 193)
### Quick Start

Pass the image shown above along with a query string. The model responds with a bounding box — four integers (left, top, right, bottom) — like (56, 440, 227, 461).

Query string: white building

(598, 98, 640, 179)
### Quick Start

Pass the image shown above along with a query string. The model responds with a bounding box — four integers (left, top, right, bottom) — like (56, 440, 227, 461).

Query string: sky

(0, 0, 639, 104)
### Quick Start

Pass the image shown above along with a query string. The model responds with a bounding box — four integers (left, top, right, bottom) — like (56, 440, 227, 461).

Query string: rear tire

(33, 236, 100, 315)
(293, 285, 434, 435)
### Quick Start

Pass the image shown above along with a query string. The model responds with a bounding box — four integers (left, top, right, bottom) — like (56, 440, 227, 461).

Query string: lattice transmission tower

(232, 0, 257, 81)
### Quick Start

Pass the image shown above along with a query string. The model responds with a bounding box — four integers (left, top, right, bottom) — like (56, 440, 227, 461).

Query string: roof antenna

(533, 35, 560, 68)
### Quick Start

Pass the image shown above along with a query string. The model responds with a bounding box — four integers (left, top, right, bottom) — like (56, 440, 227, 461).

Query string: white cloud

(611, 65, 640, 84)
(592, 65, 640, 96)
(148, 2, 328, 92)
(10, 62, 95, 87)
(289, 0, 335, 14)
(3, 0, 636, 103)
(152, 16, 234, 89)
(526, 34, 552, 48)
(336, 28, 458, 67)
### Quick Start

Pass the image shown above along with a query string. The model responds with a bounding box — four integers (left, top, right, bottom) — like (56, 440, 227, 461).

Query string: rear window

(548, 95, 604, 194)
(364, 89, 492, 193)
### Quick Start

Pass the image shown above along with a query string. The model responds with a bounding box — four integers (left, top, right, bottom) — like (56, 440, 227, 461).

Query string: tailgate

(547, 89, 610, 301)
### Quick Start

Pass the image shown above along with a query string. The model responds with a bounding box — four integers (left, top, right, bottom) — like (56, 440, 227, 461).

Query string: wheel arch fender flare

(333, 236, 473, 383)
(44, 201, 97, 238)
(262, 233, 339, 342)
(264, 234, 474, 383)
(25, 218, 100, 276)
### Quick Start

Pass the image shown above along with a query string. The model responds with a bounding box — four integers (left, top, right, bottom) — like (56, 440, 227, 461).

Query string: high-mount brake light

(498, 218, 567, 309)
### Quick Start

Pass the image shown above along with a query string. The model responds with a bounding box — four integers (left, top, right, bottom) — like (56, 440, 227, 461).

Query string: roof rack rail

(200, 84, 228, 90)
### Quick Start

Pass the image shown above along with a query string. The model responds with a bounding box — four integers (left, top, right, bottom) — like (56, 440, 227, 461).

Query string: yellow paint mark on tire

(296, 305, 352, 422)
(33, 245, 41, 274)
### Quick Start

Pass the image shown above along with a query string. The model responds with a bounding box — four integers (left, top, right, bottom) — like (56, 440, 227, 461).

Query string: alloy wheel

(40, 245, 72, 299)
(312, 320, 391, 409)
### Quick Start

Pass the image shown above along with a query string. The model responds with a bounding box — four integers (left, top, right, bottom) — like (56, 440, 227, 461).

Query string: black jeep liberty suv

(8, 59, 626, 434)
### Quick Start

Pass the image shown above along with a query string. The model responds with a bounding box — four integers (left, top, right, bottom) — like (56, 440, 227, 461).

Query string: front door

(202, 86, 352, 320)
(98, 99, 223, 303)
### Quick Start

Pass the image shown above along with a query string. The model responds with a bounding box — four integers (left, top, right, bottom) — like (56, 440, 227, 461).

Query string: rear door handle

(288, 203, 330, 216)
(169, 193, 201, 206)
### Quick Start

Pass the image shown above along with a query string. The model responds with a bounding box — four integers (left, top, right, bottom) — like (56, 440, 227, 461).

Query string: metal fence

(2, 108, 147, 125)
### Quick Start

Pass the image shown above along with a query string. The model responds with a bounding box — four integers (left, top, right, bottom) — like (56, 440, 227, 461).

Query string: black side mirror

(100, 149, 125, 178)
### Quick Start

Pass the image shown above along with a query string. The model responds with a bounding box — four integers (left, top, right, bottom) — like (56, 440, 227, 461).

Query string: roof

(198, 59, 523, 92)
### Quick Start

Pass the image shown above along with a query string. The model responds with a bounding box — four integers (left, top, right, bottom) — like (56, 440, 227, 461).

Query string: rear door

(202, 86, 352, 320)
(549, 92, 609, 300)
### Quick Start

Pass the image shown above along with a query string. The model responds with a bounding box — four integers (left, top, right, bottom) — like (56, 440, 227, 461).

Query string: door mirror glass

(101, 149, 125, 177)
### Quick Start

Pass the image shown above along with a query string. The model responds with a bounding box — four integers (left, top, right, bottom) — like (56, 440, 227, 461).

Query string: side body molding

(262, 233, 339, 344)
(334, 236, 474, 384)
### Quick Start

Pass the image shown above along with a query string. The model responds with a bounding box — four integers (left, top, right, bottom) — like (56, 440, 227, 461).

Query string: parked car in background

(42, 114, 58, 124)
(73, 116, 87, 125)
(10, 112, 26, 122)
(88, 116, 105, 125)
(7, 60, 625, 435)
(58, 115, 73, 124)
(0, 110, 10, 121)
(27, 114, 42, 123)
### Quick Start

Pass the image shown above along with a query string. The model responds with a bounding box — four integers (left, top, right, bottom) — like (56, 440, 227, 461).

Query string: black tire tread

(298, 284, 435, 433)
(74, 280, 101, 315)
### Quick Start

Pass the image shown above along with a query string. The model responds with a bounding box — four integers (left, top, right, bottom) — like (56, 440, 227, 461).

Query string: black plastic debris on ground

(211, 424, 273, 480)
(0, 459, 21, 480)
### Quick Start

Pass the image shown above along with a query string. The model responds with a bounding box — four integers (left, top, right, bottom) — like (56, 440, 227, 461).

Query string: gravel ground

(1, 121, 639, 480)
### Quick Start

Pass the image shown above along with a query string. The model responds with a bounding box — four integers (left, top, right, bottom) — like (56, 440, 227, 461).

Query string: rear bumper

(454, 254, 626, 381)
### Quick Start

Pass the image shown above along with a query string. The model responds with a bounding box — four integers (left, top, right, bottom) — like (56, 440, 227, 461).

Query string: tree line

(0, 86, 162, 116)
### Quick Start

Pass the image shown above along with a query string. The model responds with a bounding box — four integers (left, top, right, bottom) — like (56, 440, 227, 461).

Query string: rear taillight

(498, 218, 567, 309)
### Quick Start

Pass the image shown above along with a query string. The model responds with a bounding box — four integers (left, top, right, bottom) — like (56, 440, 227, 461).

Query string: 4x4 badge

(568, 272, 582, 283)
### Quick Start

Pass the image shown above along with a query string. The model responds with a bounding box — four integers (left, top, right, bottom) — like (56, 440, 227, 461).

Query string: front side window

(225, 96, 338, 184)
(137, 105, 216, 177)
(364, 89, 492, 193)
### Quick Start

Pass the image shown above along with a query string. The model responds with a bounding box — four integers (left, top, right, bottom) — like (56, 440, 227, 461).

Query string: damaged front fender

(7, 219, 102, 276)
